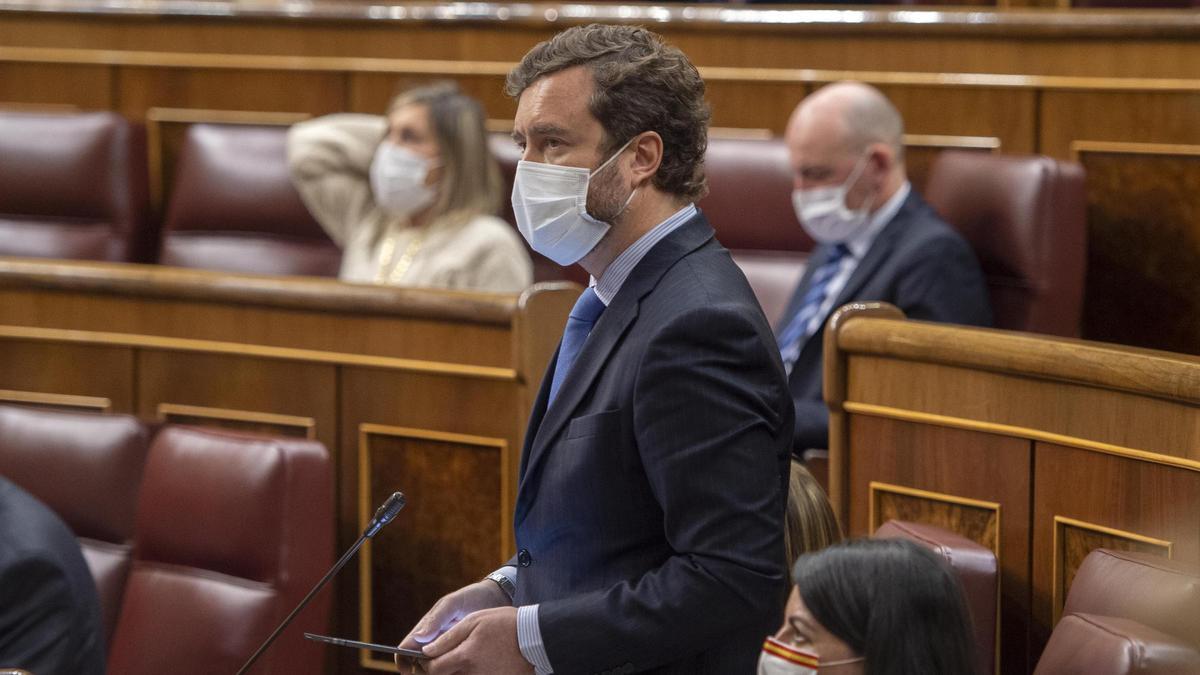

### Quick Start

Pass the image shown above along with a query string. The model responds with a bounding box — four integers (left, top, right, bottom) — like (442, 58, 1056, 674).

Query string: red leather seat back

(700, 137, 811, 325)
(875, 519, 998, 675)
(924, 150, 1087, 337)
(106, 426, 333, 675)
(1034, 614, 1200, 675)
(0, 404, 150, 644)
(161, 124, 341, 277)
(1063, 549, 1200, 647)
(0, 111, 153, 262)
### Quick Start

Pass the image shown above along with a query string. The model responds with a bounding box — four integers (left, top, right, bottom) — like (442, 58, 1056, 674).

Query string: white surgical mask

(370, 142, 438, 217)
(791, 153, 876, 244)
(757, 636, 864, 675)
(510, 137, 637, 266)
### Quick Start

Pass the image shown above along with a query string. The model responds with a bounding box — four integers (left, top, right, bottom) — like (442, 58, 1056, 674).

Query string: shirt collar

(846, 181, 911, 259)
(590, 203, 697, 306)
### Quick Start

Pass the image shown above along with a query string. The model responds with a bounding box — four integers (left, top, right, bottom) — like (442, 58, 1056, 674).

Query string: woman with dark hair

(761, 538, 978, 675)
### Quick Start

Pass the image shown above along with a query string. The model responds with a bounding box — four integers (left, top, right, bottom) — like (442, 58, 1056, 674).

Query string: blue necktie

(549, 287, 607, 404)
(777, 243, 852, 373)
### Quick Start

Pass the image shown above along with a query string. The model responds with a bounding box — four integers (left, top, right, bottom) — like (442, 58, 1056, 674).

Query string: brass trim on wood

(844, 402, 1200, 474)
(156, 402, 317, 439)
(903, 133, 1002, 151)
(145, 106, 312, 212)
(357, 423, 511, 672)
(1051, 515, 1174, 624)
(0, 325, 518, 381)
(0, 388, 112, 412)
(1070, 140, 1200, 161)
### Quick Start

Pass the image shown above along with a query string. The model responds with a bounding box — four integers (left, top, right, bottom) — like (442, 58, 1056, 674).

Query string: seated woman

(287, 82, 532, 292)
(763, 538, 977, 675)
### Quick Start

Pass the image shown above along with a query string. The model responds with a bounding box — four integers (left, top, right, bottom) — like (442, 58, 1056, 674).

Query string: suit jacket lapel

(825, 191, 919, 313)
(514, 213, 716, 526)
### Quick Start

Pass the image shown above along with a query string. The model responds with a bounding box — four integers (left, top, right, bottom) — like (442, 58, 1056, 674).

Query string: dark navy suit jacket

(781, 190, 992, 451)
(0, 476, 106, 675)
(512, 212, 793, 674)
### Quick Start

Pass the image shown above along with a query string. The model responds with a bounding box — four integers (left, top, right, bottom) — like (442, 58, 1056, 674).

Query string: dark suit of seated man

(778, 82, 992, 454)
(0, 476, 105, 675)
(398, 24, 793, 675)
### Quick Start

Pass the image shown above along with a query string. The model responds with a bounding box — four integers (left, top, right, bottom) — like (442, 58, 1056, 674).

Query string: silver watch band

(485, 571, 516, 601)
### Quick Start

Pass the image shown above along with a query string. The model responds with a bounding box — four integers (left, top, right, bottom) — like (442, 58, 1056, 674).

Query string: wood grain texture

(847, 415, 1031, 674)
(1032, 442, 1200, 655)
(0, 62, 111, 108)
(1075, 148, 1200, 355)
(0, 339, 134, 412)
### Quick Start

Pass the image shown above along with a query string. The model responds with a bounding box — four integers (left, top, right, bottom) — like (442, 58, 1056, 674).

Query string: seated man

(780, 81, 991, 453)
(0, 476, 105, 674)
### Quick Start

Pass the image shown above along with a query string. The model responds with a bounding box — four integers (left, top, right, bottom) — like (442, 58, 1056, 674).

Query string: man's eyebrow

(527, 122, 571, 139)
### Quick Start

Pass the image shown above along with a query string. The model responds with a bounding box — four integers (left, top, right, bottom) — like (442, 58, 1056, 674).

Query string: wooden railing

(0, 257, 577, 674)
(825, 302, 1200, 674)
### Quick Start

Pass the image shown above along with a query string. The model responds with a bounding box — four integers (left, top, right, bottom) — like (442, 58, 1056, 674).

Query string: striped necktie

(777, 243, 852, 374)
(548, 287, 607, 404)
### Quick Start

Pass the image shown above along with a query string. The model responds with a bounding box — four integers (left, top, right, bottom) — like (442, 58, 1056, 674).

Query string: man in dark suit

(780, 81, 992, 453)
(0, 476, 106, 674)
(399, 24, 793, 675)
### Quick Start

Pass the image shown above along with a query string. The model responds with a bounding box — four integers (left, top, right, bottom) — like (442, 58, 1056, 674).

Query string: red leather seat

(160, 124, 341, 277)
(106, 425, 334, 675)
(874, 520, 998, 675)
(0, 111, 153, 263)
(700, 136, 812, 326)
(0, 404, 151, 644)
(1034, 549, 1200, 674)
(924, 150, 1087, 337)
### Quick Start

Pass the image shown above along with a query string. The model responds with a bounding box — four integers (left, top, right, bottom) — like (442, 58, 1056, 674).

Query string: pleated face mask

(510, 137, 636, 266)
(370, 142, 438, 217)
(758, 636, 864, 674)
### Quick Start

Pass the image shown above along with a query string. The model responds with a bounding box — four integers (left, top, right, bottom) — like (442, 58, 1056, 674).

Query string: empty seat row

(0, 110, 1086, 336)
(0, 404, 333, 675)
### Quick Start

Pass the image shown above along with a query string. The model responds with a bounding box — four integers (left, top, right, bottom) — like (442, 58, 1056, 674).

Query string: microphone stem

(235, 532, 369, 675)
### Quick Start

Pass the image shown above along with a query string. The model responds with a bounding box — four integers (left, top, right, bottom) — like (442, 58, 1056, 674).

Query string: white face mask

(510, 137, 637, 266)
(757, 636, 864, 675)
(370, 142, 438, 217)
(791, 153, 876, 244)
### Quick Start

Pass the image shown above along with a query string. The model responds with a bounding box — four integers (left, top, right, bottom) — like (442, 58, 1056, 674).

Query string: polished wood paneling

(0, 338, 134, 412)
(116, 66, 347, 122)
(0, 262, 574, 675)
(0, 62, 111, 109)
(1072, 143, 1200, 355)
(876, 85, 1035, 154)
(847, 357, 1200, 462)
(847, 415, 1030, 674)
(157, 402, 317, 439)
(1032, 442, 1200, 652)
(0, 387, 112, 412)
(137, 350, 338, 449)
(357, 426, 507, 672)
(828, 307, 1200, 673)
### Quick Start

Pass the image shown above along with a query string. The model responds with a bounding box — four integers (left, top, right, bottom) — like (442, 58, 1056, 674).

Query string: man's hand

(420, 606, 534, 675)
(397, 580, 511, 669)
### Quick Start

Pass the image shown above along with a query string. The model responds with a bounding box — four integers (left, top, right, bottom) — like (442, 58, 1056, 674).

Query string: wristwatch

(485, 570, 516, 601)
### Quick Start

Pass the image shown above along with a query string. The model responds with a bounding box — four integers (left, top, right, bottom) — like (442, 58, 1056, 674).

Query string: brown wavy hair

(505, 24, 710, 201)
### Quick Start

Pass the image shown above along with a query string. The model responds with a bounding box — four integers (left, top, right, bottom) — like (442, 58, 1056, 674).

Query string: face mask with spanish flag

(757, 636, 865, 674)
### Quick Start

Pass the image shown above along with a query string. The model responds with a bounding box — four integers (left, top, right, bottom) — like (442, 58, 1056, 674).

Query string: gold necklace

(374, 227, 426, 285)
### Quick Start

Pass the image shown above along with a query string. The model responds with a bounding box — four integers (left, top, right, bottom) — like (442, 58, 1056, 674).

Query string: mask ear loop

(588, 134, 642, 223)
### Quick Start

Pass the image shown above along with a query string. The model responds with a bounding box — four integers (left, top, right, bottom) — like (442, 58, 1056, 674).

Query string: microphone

(236, 491, 407, 675)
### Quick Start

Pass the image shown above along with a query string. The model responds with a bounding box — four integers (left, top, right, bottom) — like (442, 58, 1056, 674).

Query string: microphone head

(374, 491, 406, 526)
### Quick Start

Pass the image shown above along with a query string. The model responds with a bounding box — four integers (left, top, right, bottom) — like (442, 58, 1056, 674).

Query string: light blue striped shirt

(506, 202, 698, 674)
